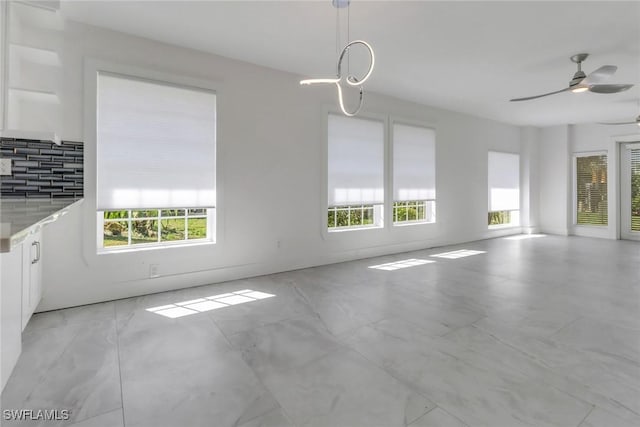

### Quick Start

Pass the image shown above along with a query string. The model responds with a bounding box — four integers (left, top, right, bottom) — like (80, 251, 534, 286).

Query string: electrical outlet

(149, 264, 159, 278)
(0, 158, 11, 176)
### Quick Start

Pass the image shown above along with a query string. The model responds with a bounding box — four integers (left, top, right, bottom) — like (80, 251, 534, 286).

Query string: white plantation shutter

(327, 114, 384, 206)
(631, 146, 640, 231)
(488, 151, 519, 211)
(393, 124, 436, 201)
(576, 154, 608, 225)
(630, 145, 640, 176)
(97, 72, 216, 210)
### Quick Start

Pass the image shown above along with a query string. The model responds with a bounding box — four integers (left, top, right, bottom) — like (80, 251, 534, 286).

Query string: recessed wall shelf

(8, 87, 59, 104)
(1, 1, 63, 143)
(0, 128, 60, 144)
(10, 1, 63, 32)
(10, 43, 60, 67)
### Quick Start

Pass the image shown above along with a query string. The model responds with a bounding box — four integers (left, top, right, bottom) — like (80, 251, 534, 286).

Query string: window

(488, 151, 520, 227)
(392, 123, 436, 224)
(96, 72, 216, 250)
(393, 200, 430, 223)
(575, 154, 607, 226)
(327, 114, 384, 231)
(101, 208, 211, 248)
(328, 205, 375, 229)
(631, 147, 640, 232)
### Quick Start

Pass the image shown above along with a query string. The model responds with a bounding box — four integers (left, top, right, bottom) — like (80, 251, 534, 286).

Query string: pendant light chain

(335, 5, 340, 75)
(347, 3, 350, 76)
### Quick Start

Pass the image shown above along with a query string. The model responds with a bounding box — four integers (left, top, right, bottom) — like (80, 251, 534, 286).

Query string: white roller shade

(488, 151, 520, 211)
(97, 72, 216, 210)
(393, 124, 436, 201)
(327, 114, 384, 206)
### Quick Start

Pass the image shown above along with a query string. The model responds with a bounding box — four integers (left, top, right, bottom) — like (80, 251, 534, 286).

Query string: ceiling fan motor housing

(570, 70, 587, 87)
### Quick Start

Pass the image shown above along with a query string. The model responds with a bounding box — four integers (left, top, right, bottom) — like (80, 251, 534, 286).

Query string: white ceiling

(61, 0, 640, 127)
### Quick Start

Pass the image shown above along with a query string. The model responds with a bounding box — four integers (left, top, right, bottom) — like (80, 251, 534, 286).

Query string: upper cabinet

(0, 0, 6, 131)
(0, 1, 63, 144)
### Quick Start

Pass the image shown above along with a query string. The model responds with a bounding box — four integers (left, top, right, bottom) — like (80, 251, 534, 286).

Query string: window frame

(97, 208, 215, 252)
(488, 209, 520, 228)
(84, 59, 222, 259)
(322, 110, 441, 238)
(327, 204, 377, 230)
(487, 150, 521, 229)
(322, 108, 388, 236)
(573, 151, 609, 228)
(620, 142, 640, 239)
(390, 119, 437, 227)
(393, 200, 436, 225)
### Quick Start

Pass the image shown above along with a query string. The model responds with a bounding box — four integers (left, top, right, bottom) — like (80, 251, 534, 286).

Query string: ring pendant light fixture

(300, 0, 375, 116)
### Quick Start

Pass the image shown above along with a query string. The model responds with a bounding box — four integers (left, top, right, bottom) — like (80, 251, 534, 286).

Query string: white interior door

(620, 142, 640, 241)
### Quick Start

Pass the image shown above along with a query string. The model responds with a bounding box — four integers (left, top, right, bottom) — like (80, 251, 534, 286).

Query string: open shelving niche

(1, 1, 64, 144)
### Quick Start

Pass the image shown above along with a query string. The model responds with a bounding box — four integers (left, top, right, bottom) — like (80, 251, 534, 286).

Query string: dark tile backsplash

(0, 138, 83, 199)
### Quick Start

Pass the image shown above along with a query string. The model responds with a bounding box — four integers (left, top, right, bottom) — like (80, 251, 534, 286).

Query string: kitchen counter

(0, 198, 83, 252)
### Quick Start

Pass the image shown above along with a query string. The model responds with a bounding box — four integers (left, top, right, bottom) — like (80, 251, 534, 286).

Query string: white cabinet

(1, 244, 23, 391)
(0, 199, 76, 392)
(0, 230, 43, 391)
(21, 229, 42, 330)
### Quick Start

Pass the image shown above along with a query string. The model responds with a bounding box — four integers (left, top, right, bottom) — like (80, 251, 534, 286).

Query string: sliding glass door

(620, 142, 640, 241)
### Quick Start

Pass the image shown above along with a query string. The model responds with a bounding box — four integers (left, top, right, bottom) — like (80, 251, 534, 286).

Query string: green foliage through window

(102, 208, 210, 248)
(327, 205, 375, 229)
(394, 201, 429, 223)
(489, 210, 511, 226)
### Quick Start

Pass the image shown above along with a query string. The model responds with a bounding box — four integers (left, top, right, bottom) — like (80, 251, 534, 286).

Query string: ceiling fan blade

(509, 87, 570, 102)
(589, 83, 634, 94)
(598, 121, 636, 125)
(582, 65, 617, 85)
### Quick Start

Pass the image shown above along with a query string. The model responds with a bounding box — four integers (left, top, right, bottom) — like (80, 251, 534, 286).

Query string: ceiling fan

(510, 53, 634, 102)
(599, 110, 640, 127)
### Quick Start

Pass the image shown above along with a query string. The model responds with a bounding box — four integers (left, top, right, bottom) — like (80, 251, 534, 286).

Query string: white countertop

(0, 198, 83, 252)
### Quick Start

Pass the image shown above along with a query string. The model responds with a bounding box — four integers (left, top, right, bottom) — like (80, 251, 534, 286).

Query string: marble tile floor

(2, 235, 639, 427)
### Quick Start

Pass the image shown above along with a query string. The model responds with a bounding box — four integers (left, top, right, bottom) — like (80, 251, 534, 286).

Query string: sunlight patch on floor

(146, 289, 275, 318)
(430, 249, 486, 259)
(504, 234, 546, 240)
(368, 258, 435, 271)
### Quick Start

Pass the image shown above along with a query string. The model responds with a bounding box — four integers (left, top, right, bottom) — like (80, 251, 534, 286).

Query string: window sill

(98, 239, 215, 255)
(393, 220, 435, 227)
(327, 225, 383, 233)
(488, 224, 520, 230)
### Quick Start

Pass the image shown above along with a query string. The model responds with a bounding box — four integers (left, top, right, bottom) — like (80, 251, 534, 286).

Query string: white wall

(537, 122, 640, 239)
(538, 125, 570, 235)
(39, 21, 532, 311)
(520, 126, 539, 233)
